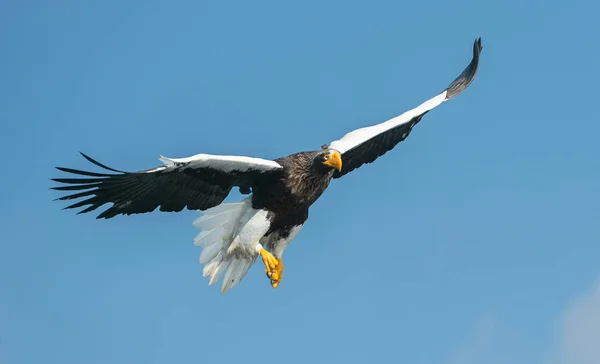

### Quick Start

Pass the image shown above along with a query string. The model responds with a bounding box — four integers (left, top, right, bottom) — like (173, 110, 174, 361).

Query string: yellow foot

(270, 258, 284, 288)
(259, 249, 284, 289)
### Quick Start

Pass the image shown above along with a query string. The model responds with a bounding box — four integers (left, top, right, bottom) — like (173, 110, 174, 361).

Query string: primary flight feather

(53, 38, 483, 294)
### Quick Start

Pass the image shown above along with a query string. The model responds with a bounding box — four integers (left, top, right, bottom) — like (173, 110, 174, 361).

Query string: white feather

(229, 209, 271, 249)
(192, 211, 234, 231)
(159, 154, 282, 173)
(221, 258, 253, 293)
(329, 91, 448, 154)
(198, 240, 223, 264)
(209, 260, 230, 286)
(144, 166, 167, 173)
(201, 202, 246, 215)
(193, 227, 225, 248)
(193, 197, 273, 294)
(202, 251, 223, 277)
(270, 225, 304, 258)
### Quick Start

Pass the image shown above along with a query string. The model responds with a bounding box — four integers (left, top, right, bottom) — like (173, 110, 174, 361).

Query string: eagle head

(316, 149, 342, 173)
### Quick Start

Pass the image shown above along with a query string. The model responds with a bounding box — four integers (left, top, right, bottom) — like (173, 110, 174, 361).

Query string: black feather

(52, 153, 282, 219)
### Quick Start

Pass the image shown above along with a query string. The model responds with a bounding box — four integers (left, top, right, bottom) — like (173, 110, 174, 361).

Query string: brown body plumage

(251, 150, 336, 251)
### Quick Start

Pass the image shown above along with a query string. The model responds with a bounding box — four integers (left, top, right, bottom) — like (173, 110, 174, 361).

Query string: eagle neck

(286, 156, 333, 205)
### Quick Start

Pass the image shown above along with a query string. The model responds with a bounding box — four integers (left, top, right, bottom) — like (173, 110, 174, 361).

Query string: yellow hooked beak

(323, 150, 342, 172)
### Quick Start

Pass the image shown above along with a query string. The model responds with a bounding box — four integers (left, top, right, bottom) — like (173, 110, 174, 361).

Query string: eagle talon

(259, 249, 284, 288)
(260, 248, 277, 268)
(270, 258, 284, 289)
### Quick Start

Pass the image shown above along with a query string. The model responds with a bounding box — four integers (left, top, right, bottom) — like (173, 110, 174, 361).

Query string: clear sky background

(1, 1, 599, 363)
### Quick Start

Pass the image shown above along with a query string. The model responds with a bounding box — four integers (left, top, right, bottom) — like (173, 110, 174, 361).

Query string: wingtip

(78, 152, 126, 173)
(473, 37, 483, 55)
(443, 37, 483, 100)
(79, 151, 91, 161)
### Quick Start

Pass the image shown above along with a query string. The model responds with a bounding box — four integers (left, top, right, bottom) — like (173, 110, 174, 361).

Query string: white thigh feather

(192, 197, 272, 294)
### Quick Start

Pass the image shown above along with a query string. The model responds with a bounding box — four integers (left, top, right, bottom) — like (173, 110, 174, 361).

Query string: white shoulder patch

(158, 154, 282, 173)
(329, 90, 448, 154)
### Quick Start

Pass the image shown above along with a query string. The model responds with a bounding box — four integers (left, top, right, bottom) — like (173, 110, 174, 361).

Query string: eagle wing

(329, 38, 483, 178)
(52, 152, 283, 219)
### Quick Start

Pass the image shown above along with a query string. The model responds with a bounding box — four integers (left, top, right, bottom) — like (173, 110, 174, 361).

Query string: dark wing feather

(331, 37, 483, 178)
(52, 152, 281, 219)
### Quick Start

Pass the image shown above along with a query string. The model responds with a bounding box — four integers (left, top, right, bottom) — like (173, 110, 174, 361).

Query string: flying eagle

(53, 38, 483, 293)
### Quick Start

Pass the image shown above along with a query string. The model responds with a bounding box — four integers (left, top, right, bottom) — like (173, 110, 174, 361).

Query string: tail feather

(221, 258, 253, 293)
(193, 227, 225, 248)
(193, 198, 266, 293)
(202, 251, 223, 277)
(193, 211, 234, 231)
(201, 202, 245, 215)
(199, 240, 223, 264)
(209, 260, 230, 286)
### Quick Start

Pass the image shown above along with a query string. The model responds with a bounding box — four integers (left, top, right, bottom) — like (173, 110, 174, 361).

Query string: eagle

(53, 38, 483, 294)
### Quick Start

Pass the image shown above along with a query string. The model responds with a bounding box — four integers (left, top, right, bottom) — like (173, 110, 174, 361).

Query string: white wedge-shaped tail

(192, 197, 272, 294)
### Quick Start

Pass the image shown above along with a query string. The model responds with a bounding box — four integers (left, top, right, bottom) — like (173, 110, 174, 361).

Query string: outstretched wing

(329, 37, 483, 178)
(52, 152, 283, 219)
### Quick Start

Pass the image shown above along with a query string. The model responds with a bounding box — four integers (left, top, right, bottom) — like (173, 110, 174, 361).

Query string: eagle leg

(269, 258, 284, 288)
(259, 249, 283, 289)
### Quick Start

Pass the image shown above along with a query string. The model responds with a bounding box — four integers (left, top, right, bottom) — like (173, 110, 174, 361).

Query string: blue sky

(1, 0, 599, 363)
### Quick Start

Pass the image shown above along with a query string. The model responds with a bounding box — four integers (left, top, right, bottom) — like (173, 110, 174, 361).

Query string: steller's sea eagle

(53, 38, 483, 293)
